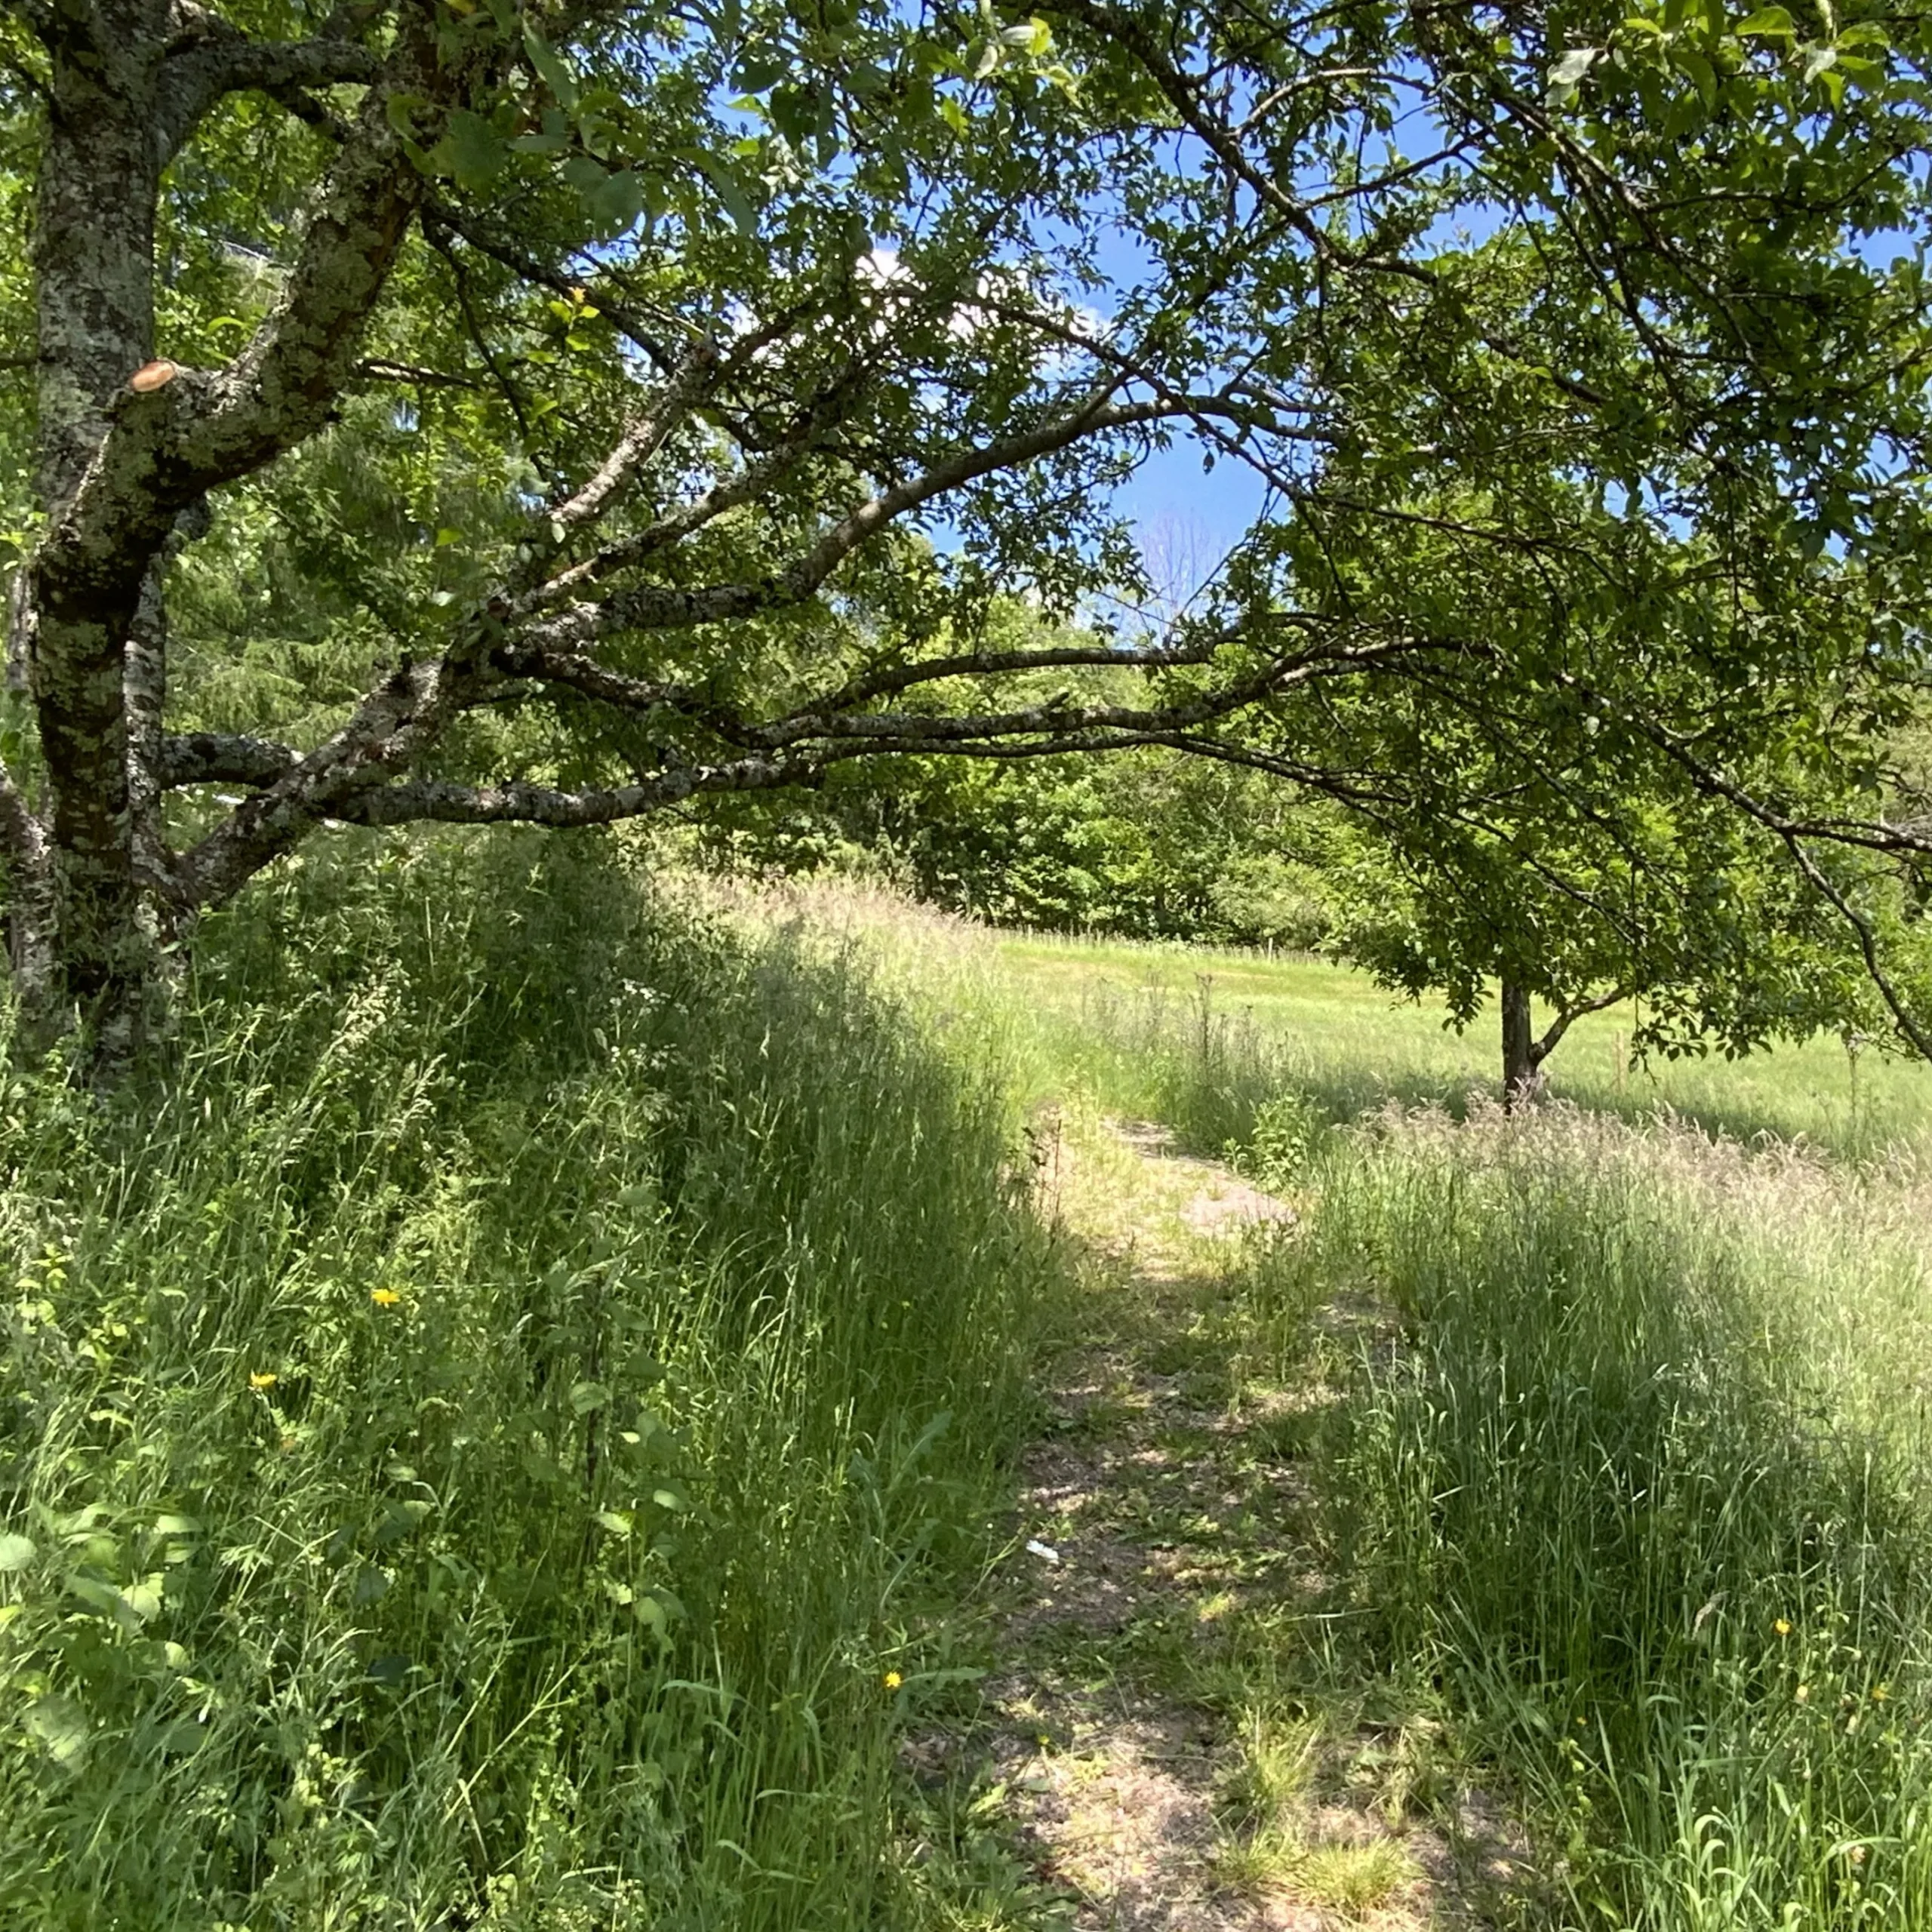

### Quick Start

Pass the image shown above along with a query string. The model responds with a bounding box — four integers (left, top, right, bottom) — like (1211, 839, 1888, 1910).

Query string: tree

(5, 0, 1931, 1075)
(1037, 2, 1932, 1058)
(1199, 464, 1906, 1104)
(2, 0, 1281, 1062)
(687, 599, 1341, 944)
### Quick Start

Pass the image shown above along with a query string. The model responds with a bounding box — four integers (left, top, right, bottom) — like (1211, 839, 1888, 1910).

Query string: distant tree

(1183, 468, 1909, 1103)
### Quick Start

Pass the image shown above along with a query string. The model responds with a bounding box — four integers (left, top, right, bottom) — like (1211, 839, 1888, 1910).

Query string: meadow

(992, 928, 1931, 1161)
(0, 843, 1051, 1931)
(4, 856, 1932, 1929)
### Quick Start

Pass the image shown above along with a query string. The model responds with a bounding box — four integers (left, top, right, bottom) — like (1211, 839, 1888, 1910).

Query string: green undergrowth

(1310, 1113, 1932, 1929)
(0, 836, 1053, 1930)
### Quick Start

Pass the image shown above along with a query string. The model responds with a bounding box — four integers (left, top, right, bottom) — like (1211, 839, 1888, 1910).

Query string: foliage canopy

(2, 0, 1932, 1060)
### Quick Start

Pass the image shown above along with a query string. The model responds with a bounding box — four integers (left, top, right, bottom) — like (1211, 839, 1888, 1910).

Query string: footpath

(918, 1115, 1531, 1931)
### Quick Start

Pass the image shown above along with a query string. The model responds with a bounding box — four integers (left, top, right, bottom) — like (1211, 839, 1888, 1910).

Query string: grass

(1214, 1711, 1423, 1916)
(992, 928, 1932, 1160)
(980, 918, 1932, 1930)
(0, 838, 1057, 1930)
(8, 864, 1932, 1930)
(1315, 1106, 1932, 1929)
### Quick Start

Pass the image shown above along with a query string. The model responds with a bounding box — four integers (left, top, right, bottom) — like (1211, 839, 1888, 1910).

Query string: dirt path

(924, 1115, 1531, 1931)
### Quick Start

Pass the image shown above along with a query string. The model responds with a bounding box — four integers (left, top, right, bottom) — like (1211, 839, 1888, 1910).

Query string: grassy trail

(872, 901, 1932, 1932)
(12, 866, 1926, 1928)
(935, 1113, 1531, 1931)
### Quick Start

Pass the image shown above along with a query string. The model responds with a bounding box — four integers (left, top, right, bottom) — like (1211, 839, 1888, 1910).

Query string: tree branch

(1531, 986, 1632, 1067)
(157, 23, 383, 161)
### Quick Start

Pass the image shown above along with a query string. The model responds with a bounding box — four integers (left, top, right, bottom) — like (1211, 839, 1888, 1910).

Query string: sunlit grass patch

(991, 926, 1932, 1161)
(1220, 1706, 1321, 1823)
(1213, 1814, 1420, 1920)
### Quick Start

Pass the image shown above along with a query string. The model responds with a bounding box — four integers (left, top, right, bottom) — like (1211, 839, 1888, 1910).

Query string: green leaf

(1733, 6, 1794, 35)
(24, 1697, 89, 1769)
(522, 23, 580, 109)
(583, 168, 647, 235)
(385, 92, 428, 137)
(0, 1532, 34, 1571)
(436, 109, 509, 192)
(680, 149, 758, 235)
(1677, 48, 1718, 106)
(66, 1574, 146, 1631)
(733, 48, 789, 93)
(570, 1380, 610, 1414)
(1549, 48, 1598, 86)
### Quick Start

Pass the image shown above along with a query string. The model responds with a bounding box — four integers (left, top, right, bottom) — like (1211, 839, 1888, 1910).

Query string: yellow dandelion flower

(1774, 1618, 1792, 1636)
(248, 1371, 277, 1391)
(371, 1287, 402, 1307)
(1795, 1684, 1810, 1703)
(1874, 1683, 1892, 1703)
(882, 1670, 903, 1690)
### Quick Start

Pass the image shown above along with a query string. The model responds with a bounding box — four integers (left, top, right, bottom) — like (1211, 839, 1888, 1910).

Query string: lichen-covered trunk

(24, 11, 167, 1059)
(1501, 978, 1543, 1111)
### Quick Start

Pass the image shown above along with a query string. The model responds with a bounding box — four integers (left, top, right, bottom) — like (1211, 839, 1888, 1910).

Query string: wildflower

(1874, 1683, 1891, 1703)
(883, 1670, 903, 1690)
(249, 1371, 277, 1391)
(1795, 1684, 1810, 1703)
(1774, 1618, 1792, 1636)
(371, 1287, 402, 1307)
(1850, 1844, 1867, 1867)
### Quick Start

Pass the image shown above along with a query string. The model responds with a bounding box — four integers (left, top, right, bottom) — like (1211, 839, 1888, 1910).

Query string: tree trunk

(1501, 977, 1544, 1110)
(22, 5, 170, 1062)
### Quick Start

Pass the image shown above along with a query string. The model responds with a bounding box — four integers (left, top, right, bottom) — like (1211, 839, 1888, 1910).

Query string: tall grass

(0, 835, 1050, 1930)
(1315, 1107, 1932, 1929)
(1040, 953, 1932, 1928)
